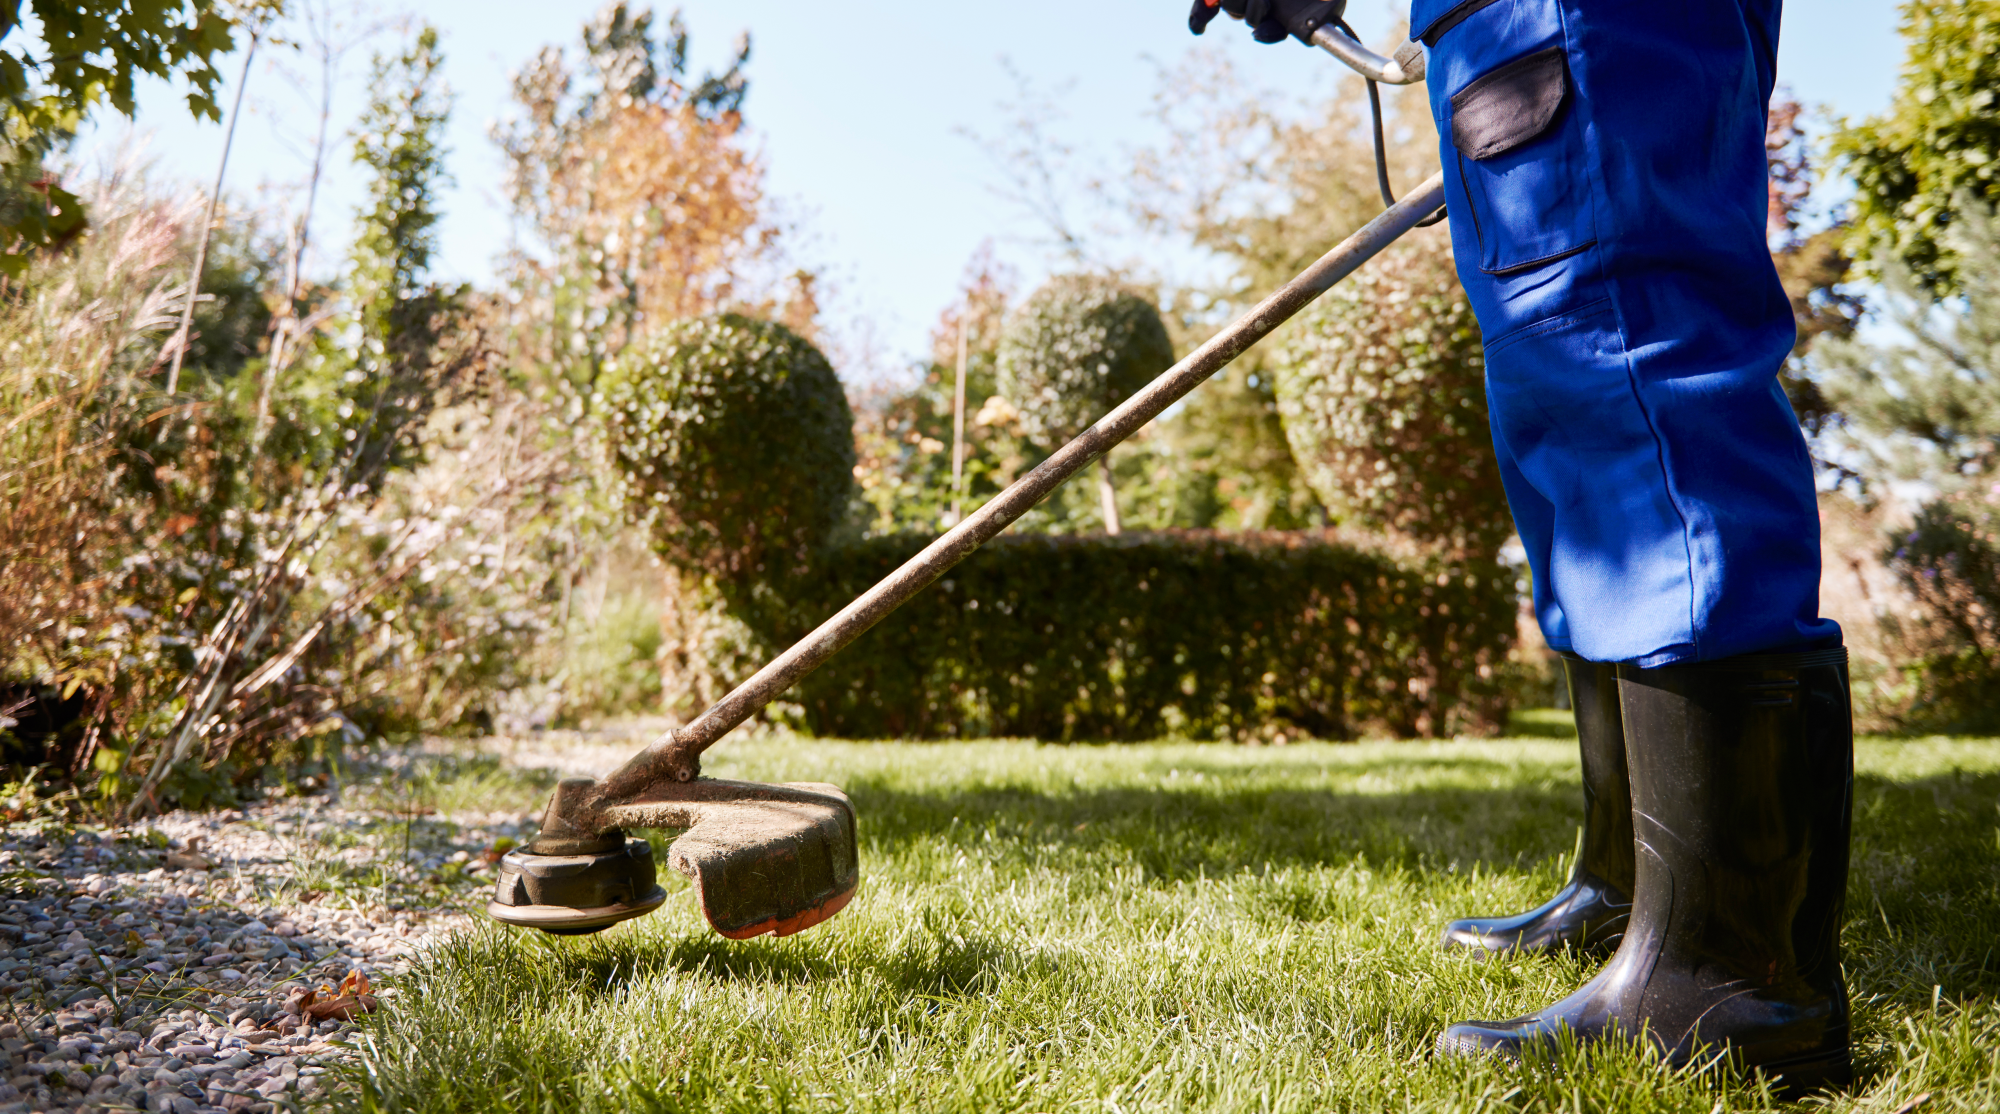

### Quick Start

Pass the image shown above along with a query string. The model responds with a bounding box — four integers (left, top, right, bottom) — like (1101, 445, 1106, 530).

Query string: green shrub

(1830, 0, 2000, 295)
(0, 28, 525, 814)
(1879, 495, 2000, 733)
(1275, 234, 1511, 561)
(602, 313, 855, 580)
(995, 274, 1173, 445)
(748, 530, 1514, 740)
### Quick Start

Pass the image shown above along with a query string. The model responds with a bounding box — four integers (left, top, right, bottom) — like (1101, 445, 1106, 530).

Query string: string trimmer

(488, 24, 1438, 939)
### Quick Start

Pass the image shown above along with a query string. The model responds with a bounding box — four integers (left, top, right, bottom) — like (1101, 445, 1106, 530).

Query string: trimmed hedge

(747, 530, 1514, 740)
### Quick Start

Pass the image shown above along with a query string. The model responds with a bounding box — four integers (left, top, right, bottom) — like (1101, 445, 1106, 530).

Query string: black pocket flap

(1412, 0, 1503, 46)
(1450, 46, 1570, 161)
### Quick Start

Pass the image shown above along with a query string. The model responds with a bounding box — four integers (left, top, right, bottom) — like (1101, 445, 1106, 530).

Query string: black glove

(1188, 0, 1240, 36)
(1188, 0, 1347, 45)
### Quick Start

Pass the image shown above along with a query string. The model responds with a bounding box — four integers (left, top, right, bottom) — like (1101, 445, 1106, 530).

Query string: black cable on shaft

(1340, 20, 1448, 227)
(1364, 74, 1395, 209)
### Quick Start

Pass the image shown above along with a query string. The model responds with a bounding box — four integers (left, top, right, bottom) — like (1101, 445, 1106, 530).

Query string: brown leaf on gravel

(164, 838, 211, 871)
(303, 993, 378, 1021)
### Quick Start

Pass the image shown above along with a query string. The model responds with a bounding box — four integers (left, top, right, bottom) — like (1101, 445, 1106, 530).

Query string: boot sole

(1748, 1047, 1852, 1097)
(1432, 1029, 1852, 1098)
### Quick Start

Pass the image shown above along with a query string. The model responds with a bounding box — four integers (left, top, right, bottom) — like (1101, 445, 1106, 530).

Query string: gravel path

(0, 791, 542, 1114)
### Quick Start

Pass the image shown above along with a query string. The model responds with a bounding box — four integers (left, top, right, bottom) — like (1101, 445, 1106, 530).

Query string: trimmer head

(487, 832, 667, 935)
(488, 777, 860, 939)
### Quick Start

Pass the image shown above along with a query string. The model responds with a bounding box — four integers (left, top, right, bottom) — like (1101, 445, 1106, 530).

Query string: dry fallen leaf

(303, 993, 379, 1022)
(295, 970, 382, 1021)
(164, 836, 210, 872)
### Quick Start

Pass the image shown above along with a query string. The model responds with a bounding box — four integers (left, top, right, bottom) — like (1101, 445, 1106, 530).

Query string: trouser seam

(1556, 0, 1699, 663)
(1606, 294, 1701, 662)
(1554, 0, 1699, 661)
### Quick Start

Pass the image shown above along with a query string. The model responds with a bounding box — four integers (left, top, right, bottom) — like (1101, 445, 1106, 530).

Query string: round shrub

(1274, 236, 1511, 560)
(603, 313, 855, 579)
(995, 274, 1174, 445)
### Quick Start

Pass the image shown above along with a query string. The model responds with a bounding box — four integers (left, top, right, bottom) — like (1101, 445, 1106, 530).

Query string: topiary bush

(995, 274, 1174, 445)
(752, 530, 1514, 740)
(1274, 236, 1511, 561)
(996, 274, 1174, 533)
(602, 313, 856, 580)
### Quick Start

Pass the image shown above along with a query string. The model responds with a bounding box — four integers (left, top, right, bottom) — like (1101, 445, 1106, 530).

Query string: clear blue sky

(82, 0, 1906, 377)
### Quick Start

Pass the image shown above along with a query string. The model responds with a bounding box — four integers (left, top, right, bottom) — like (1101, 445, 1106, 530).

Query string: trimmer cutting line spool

(488, 832, 666, 936)
(484, 33, 1441, 939)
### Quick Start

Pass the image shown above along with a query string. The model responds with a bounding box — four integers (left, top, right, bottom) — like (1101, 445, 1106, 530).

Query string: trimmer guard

(606, 779, 861, 939)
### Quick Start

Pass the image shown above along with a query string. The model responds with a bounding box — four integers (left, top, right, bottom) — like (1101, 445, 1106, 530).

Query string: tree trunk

(1097, 453, 1121, 535)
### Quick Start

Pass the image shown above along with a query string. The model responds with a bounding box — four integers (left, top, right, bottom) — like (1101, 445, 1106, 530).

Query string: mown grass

(339, 729, 2000, 1113)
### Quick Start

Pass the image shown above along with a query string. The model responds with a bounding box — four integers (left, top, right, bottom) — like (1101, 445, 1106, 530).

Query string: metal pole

(597, 175, 1448, 793)
(950, 318, 968, 526)
(1309, 26, 1425, 84)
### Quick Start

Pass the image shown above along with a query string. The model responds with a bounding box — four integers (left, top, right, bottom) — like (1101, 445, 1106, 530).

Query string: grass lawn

(342, 726, 2000, 1113)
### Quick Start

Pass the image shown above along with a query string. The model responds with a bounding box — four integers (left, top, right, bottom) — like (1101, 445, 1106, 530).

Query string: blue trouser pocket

(1419, 0, 1598, 275)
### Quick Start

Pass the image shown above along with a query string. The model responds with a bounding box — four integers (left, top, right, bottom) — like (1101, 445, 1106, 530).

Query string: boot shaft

(1564, 655, 1634, 897)
(1438, 648, 1856, 1085)
(1615, 648, 1853, 996)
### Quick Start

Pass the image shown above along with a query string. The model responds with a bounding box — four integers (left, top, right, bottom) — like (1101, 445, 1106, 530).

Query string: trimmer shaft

(473, 178, 1447, 943)
(486, 832, 667, 935)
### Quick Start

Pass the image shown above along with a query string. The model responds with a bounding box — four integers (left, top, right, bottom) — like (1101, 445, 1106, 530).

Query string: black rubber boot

(1436, 648, 1854, 1094)
(1441, 654, 1635, 956)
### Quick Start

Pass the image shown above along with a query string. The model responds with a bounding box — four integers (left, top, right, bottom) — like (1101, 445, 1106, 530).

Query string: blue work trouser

(1411, 0, 1839, 665)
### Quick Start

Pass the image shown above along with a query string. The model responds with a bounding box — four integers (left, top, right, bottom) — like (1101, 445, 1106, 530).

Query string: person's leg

(1567, 0, 1835, 664)
(1436, 650, 1853, 1091)
(1410, 0, 1853, 1080)
(1411, 0, 1839, 663)
(1441, 654, 1632, 956)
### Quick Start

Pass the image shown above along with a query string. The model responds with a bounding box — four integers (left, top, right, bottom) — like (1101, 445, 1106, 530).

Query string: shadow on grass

(465, 762, 2000, 1011)
(476, 909, 1029, 1008)
(832, 766, 2000, 1000)
(846, 778, 1590, 880)
(1508, 707, 1579, 739)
